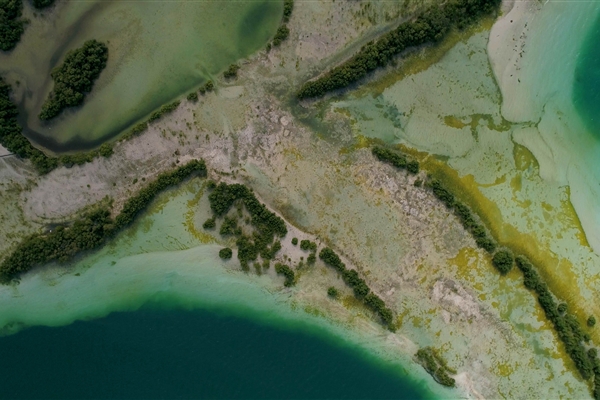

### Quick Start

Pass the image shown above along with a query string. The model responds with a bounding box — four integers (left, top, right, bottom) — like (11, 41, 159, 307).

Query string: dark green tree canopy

(39, 40, 109, 120)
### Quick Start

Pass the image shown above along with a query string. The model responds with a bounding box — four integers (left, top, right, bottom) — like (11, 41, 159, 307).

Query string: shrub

(291, 237, 298, 245)
(272, 24, 289, 46)
(283, 0, 293, 22)
(491, 249, 514, 275)
(39, 40, 109, 120)
(589, 316, 597, 328)
(187, 92, 198, 102)
(407, 160, 420, 174)
(219, 247, 233, 260)
(300, 239, 317, 252)
(223, 64, 240, 79)
(327, 286, 339, 298)
(275, 263, 295, 287)
(202, 218, 216, 229)
(307, 253, 316, 265)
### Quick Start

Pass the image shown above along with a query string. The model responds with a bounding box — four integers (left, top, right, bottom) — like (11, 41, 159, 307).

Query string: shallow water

(0, 307, 432, 399)
(0, 0, 282, 152)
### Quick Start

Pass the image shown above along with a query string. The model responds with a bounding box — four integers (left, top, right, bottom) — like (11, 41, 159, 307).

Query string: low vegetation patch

(415, 347, 456, 387)
(39, 40, 109, 120)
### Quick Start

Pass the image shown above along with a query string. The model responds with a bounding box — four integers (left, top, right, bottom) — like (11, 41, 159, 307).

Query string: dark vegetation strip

(297, 0, 501, 99)
(371, 145, 600, 396)
(206, 182, 287, 273)
(39, 40, 108, 120)
(319, 247, 394, 329)
(415, 347, 456, 387)
(0, 159, 207, 283)
(268, 0, 292, 50)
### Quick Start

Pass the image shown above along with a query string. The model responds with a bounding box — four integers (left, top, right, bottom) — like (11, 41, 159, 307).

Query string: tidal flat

(2, 0, 600, 398)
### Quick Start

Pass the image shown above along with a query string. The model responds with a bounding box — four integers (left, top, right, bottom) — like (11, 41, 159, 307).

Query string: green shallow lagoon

(0, 0, 282, 152)
(0, 307, 432, 399)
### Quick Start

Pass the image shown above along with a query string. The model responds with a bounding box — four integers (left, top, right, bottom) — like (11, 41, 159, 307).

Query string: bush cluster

(372, 146, 419, 175)
(415, 347, 456, 387)
(300, 239, 317, 252)
(272, 25, 289, 46)
(299, 239, 317, 265)
(515, 255, 597, 381)
(198, 80, 214, 95)
(327, 286, 339, 298)
(39, 40, 108, 120)
(203, 218, 216, 229)
(0, 0, 25, 51)
(148, 100, 180, 123)
(207, 182, 288, 271)
(319, 247, 394, 328)
(219, 247, 233, 260)
(0, 160, 206, 282)
(297, 0, 501, 99)
(275, 263, 295, 287)
(223, 64, 240, 79)
(491, 249, 513, 275)
(283, 0, 293, 22)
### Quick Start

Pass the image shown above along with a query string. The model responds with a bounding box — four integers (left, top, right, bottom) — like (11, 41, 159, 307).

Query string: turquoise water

(0, 307, 432, 399)
(573, 13, 600, 139)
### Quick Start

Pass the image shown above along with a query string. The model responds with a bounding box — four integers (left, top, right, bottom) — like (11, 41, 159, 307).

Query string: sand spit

(0, 0, 595, 398)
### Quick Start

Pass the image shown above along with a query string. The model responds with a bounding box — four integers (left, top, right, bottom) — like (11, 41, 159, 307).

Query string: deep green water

(0, 307, 433, 399)
(573, 12, 600, 139)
